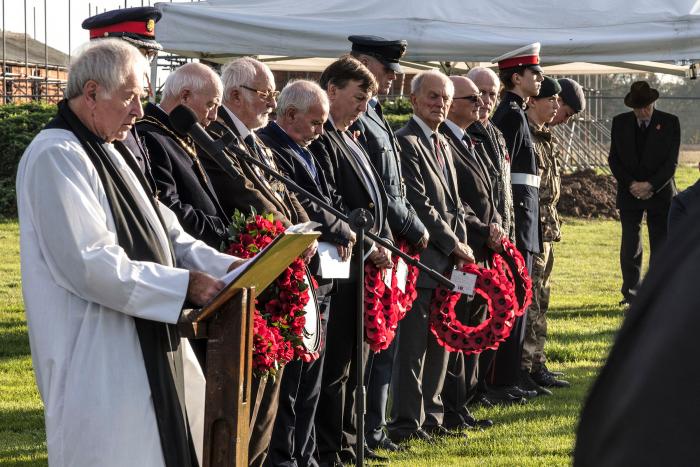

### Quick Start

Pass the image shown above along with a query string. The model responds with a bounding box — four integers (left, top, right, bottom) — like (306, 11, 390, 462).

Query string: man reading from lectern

(16, 39, 242, 467)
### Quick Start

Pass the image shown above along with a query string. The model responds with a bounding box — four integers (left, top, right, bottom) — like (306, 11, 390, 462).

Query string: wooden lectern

(180, 231, 319, 467)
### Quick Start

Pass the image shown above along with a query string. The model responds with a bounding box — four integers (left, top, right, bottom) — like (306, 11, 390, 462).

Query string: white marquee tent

(155, 0, 700, 69)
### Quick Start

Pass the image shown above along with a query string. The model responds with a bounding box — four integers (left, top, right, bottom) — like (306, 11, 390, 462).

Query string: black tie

(374, 101, 384, 119)
(245, 134, 271, 168)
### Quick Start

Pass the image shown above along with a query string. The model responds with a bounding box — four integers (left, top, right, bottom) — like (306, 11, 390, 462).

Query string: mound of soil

(558, 169, 619, 220)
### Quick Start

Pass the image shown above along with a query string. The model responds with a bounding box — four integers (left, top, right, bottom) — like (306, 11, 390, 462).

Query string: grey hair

(220, 56, 274, 96)
(466, 66, 500, 88)
(410, 69, 454, 97)
(160, 62, 222, 102)
(65, 38, 148, 99)
(277, 79, 329, 115)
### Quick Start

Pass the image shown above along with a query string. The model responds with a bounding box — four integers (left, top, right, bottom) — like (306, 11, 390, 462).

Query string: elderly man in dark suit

(203, 57, 309, 229)
(438, 75, 504, 430)
(609, 81, 680, 306)
(348, 35, 429, 454)
(258, 79, 355, 467)
(201, 57, 313, 467)
(387, 69, 475, 445)
(309, 55, 394, 466)
(137, 62, 228, 249)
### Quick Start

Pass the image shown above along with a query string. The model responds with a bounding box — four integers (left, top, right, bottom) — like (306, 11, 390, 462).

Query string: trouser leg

(491, 250, 533, 386)
(646, 202, 670, 269)
(619, 208, 644, 300)
(364, 326, 398, 448)
(387, 289, 432, 438)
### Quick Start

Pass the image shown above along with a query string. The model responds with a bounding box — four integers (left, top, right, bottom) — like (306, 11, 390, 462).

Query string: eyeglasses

(453, 93, 482, 104)
(240, 85, 280, 101)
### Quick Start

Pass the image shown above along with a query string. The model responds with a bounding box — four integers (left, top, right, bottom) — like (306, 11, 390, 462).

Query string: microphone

(166, 104, 455, 289)
(169, 104, 226, 158)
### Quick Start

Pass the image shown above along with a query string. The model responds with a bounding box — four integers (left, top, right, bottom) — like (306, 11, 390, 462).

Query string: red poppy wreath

(363, 240, 421, 352)
(225, 210, 319, 378)
(429, 238, 532, 354)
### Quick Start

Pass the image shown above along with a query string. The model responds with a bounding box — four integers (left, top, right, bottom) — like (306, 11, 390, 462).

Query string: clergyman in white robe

(16, 128, 236, 466)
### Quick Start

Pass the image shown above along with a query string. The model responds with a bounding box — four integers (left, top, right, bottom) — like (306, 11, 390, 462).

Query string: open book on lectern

(196, 222, 321, 322)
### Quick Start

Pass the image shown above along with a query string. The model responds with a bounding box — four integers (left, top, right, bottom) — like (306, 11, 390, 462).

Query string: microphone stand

(214, 130, 456, 466)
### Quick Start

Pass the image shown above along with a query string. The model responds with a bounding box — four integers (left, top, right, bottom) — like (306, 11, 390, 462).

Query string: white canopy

(156, 0, 700, 63)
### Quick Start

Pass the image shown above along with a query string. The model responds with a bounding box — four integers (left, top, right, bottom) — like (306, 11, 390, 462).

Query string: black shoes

(363, 446, 388, 462)
(531, 367, 571, 388)
(463, 414, 494, 429)
(482, 387, 529, 405)
(519, 369, 553, 396)
(370, 436, 404, 452)
(424, 424, 469, 439)
(541, 363, 565, 377)
(390, 427, 434, 444)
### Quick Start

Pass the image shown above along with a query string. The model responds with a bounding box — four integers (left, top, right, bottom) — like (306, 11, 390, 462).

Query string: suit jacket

(257, 122, 354, 247)
(136, 103, 228, 248)
(468, 120, 515, 241)
(203, 106, 309, 226)
(608, 109, 680, 209)
(440, 122, 501, 262)
(310, 120, 393, 252)
(492, 91, 542, 253)
(351, 103, 427, 245)
(397, 117, 467, 288)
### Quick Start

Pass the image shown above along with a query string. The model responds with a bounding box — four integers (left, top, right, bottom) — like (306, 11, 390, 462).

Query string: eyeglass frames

(240, 85, 280, 101)
(452, 93, 482, 104)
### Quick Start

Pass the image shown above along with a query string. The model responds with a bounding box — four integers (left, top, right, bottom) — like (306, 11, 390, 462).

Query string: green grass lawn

(0, 166, 696, 466)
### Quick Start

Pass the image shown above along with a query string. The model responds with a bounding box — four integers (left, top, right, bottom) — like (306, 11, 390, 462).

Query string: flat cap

(82, 6, 162, 51)
(348, 35, 407, 73)
(557, 78, 586, 113)
(492, 42, 542, 72)
(534, 76, 561, 99)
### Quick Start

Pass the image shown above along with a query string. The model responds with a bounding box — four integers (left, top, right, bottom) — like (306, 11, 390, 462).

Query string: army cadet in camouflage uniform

(521, 77, 571, 391)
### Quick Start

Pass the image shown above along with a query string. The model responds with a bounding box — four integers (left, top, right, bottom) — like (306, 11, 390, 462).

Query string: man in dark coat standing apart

(490, 43, 544, 398)
(608, 81, 680, 306)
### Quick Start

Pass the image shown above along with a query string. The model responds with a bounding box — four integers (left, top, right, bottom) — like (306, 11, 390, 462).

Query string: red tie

(431, 133, 445, 170)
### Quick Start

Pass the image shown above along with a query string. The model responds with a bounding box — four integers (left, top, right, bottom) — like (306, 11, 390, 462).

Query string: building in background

(1, 31, 68, 104)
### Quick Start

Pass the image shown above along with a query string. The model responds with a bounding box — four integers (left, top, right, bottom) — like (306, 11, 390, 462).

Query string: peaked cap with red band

(492, 42, 542, 72)
(82, 6, 162, 51)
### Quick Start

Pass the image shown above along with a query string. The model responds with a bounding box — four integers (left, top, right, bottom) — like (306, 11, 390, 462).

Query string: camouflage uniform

(522, 122, 562, 372)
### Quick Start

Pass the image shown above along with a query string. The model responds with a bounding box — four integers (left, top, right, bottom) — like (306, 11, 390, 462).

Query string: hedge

(0, 103, 56, 218)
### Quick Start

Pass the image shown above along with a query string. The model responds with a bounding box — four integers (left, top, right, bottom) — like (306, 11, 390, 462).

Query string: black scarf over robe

(45, 100, 198, 467)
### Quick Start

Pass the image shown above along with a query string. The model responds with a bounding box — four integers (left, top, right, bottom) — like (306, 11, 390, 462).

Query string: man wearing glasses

(202, 57, 309, 229)
(82, 6, 161, 180)
(203, 57, 310, 467)
(439, 75, 501, 431)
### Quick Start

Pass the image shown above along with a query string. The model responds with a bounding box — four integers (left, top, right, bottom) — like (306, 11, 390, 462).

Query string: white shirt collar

(412, 114, 437, 141)
(327, 114, 337, 130)
(223, 105, 252, 140)
(444, 119, 465, 140)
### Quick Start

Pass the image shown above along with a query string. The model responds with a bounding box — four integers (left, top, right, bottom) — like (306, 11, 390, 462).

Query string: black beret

(82, 6, 162, 51)
(535, 76, 562, 99)
(348, 35, 407, 73)
(558, 78, 586, 113)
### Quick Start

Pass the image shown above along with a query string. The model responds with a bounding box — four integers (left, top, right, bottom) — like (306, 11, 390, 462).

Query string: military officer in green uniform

(521, 77, 570, 391)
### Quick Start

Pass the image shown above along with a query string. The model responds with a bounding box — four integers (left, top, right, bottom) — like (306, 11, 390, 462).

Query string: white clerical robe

(16, 129, 235, 467)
